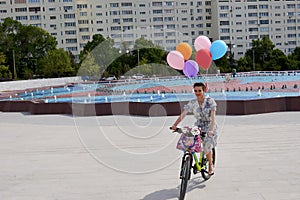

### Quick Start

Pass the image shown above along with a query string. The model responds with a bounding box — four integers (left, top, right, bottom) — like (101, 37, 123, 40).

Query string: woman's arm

(208, 109, 216, 136)
(171, 110, 188, 130)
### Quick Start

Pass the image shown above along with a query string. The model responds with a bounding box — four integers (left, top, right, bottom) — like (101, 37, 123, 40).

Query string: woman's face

(194, 86, 205, 98)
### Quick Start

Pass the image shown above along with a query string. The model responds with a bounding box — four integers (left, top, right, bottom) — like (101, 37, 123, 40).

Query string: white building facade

(0, 0, 299, 59)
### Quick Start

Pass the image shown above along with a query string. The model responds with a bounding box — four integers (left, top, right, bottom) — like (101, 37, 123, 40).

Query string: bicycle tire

(179, 155, 191, 200)
(201, 148, 216, 180)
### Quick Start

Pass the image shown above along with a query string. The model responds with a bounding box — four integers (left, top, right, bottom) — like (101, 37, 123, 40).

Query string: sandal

(209, 165, 214, 175)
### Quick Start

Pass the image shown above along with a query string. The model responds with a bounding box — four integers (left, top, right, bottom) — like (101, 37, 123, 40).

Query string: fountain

(257, 89, 262, 96)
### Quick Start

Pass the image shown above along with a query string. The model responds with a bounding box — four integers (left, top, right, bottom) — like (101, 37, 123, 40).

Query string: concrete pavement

(0, 111, 299, 200)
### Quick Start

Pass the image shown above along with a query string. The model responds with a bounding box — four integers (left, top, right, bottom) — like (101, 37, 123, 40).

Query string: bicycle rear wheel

(201, 148, 216, 180)
(179, 155, 191, 200)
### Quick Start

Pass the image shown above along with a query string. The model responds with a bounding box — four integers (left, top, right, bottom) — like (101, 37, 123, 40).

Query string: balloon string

(204, 69, 209, 92)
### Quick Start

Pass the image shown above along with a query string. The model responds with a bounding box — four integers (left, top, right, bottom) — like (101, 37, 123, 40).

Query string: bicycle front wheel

(201, 148, 216, 180)
(179, 155, 191, 200)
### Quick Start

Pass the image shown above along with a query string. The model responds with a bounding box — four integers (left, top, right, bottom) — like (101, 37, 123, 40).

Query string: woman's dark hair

(193, 82, 206, 90)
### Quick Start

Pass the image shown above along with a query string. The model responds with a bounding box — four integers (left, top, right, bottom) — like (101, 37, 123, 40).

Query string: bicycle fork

(193, 152, 206, 172)
(180, 153, 192, 180)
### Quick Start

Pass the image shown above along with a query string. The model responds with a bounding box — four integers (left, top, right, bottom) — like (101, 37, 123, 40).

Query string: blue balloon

(210, 40, 227, 60)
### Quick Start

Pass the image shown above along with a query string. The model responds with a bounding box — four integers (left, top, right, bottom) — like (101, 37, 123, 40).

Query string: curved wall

(0, 96, 299, 116)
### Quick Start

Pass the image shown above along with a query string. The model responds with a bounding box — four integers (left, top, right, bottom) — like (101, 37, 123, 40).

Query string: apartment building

(0, 0, 299, 60)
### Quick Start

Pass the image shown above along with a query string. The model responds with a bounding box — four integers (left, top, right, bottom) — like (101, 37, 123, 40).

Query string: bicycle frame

(181, 149, 205, 172)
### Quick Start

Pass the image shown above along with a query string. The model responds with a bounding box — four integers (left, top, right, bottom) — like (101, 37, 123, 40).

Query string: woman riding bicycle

(171, 82, 218, 175)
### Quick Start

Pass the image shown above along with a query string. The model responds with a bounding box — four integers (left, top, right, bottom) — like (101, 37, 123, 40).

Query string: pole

(252, 49, 255, 71)
(137, 49, 140, 65)
(229, 42, 233, 70)
(12, 49, 17, 80)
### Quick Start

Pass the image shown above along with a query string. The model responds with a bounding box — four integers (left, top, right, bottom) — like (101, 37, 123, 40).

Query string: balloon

(183, 60, 199, 78)
(176, 43, 192, 60)
(195, 49, 212, 70)
(194, 35, 211, 51)
(166, 50, 184, 70)
(210, 40, 227, 60)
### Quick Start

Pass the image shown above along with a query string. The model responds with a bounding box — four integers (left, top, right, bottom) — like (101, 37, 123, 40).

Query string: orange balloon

(176, 43, 192, 60)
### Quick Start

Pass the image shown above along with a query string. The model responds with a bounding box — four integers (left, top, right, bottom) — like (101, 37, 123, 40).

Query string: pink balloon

(167, 51, 184, 70)
(195, 49, 212, 70)
(194, 36, 211, 51)
(183, 60, 199, 78)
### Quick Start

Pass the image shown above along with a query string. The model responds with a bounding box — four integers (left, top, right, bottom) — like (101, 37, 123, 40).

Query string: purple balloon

(183, 60, 199, 78)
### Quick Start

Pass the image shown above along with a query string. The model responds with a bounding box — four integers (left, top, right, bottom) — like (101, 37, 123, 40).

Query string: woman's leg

(206, 151, 214, 174)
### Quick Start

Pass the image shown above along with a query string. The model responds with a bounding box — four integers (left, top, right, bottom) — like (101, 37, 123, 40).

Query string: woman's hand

(171, 125, 177, 131)
(208, 130, 214, 137)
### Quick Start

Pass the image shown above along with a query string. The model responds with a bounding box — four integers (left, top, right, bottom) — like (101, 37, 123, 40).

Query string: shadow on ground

(141, 177, 207, 200)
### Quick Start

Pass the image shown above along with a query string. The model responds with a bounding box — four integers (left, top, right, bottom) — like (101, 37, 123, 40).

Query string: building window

(153, 10, 163, 14)
(66, 47, 78, 51)
(122, 10, 133, 15)
(63, 6, 73, 11)
(64, 14, 75, 19)
(82, 35, 90, 40)
(65, 22, 76, 27)
(65, 30, 76, 35)
(110, 3, 119, 7)
(79, 28, 89, 32)
(16, 16, 28, 20)
(77, 4, 87, 9)
(66, 39, 77, 43)
(152, 2, 162, 6)
(121, 2, 132, 6)
(15, 7, 27, 12)
(78, 20, 89, 24)
(153, 17, 163, 22)
(15, 0, 26, 3)
(30, 15, 41, 20)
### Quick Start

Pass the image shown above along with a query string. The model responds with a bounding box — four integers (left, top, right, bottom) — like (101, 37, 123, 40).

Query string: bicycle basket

(176, 127, 201, 152)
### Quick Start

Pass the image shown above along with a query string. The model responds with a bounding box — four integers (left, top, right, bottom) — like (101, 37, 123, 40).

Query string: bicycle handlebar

(170, 127, 207, 137)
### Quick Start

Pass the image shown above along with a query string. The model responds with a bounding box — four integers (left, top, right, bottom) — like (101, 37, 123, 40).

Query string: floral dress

(183, 97, 218, 153)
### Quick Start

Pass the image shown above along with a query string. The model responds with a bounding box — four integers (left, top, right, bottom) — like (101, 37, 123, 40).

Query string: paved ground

(0, 111, 299, 200)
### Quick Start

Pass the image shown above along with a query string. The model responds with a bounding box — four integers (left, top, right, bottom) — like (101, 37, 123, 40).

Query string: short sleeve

(183, 100, 194, 113)
(208, 97, 217, 111)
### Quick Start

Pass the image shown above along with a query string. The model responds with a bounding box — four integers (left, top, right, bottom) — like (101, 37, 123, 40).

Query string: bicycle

(171, 126, 216, 200)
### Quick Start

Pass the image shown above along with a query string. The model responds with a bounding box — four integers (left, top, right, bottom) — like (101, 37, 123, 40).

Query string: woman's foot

(209, 165, 214, 175)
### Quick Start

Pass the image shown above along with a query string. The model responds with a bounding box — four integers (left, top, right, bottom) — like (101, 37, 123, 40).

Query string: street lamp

(119, 49, 130, 75)
(12, 49, 17, 80)
(227, 42, 236, 70)
(252, 48, 255, 71)
(137, 49, 140, 65)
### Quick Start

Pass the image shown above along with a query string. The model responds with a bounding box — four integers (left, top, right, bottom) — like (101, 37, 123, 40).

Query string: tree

(37, 49, 73, 78)
(0, 53, 12, 80)
(243, 36, 286, 71)
(214, 55, 230, 73)
(288, 47, 300, 70)
(77, 52, 100, 78)
(0, 18, 57, 79)
(78, 34, 120, 78)
(79, 34, 106, 62)
(0, 18, 22, 79)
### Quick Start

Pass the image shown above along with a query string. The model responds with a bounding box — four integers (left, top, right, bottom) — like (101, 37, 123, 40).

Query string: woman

(171, 82, 218, 175)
